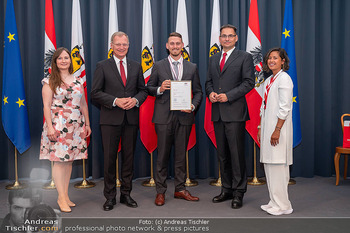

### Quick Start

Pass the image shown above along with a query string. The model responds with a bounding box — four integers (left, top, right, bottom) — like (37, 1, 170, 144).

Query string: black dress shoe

(103, 198, 116, 211)
(120, 194, 138, 208)
(231, 196, 243, 209)
(212, 192, 233, 203)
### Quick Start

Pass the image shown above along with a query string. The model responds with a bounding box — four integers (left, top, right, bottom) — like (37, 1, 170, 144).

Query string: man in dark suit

(91, 31, 147, 211)
(147, 32, 203, 206)
(205, 25, 255, 209)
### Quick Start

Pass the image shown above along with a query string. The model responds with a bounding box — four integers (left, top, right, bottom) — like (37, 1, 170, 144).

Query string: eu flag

(281, 0, 301, 147)
(2, 0, 31, 154)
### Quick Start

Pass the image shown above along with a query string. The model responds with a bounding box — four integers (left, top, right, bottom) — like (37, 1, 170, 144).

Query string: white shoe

(260, 204, 272, 212)
(267, 208, 293, 216)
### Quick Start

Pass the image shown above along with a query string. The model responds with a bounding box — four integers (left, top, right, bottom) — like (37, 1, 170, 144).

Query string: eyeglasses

(220, 34, 237, 39)
(112, 43, 129, 47)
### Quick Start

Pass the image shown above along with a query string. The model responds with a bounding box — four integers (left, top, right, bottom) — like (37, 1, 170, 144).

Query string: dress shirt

(112, 55, 139, 107)
(113, 55, 128, 78)
(157, 56, 184, 95)
(220, 47, 235, 65)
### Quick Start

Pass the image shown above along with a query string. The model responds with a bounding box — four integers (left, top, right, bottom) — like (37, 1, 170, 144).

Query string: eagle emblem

(250, 45, 264, 87)
(108, 48, 113, 59)
(209, 43, 220, 57)
(181, 46, 190, 61)
(141, 46, 154, 73)
(71, 45, 85, 73)
(44, 49, 55, 78)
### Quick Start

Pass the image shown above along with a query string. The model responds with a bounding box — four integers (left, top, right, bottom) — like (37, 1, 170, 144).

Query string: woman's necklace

(61, 74, 71, 83)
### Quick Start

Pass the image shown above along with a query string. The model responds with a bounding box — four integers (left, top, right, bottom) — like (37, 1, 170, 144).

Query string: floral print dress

(40, 76, 88, 162)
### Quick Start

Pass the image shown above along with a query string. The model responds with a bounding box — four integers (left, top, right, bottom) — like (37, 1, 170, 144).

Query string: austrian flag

(245, 0, 264, 146)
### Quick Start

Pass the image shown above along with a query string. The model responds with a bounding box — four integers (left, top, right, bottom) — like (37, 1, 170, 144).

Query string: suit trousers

(264, 163, 292, 211)
(101, 119, 138, 200)
(154, 114, 192, 194)
(213, 120, 247, 197)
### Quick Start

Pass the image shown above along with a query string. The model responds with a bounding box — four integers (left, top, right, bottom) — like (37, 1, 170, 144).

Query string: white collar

(222, 46, 235, 58)
(113, 55, 127, 64)
(168, 55, 183, 64)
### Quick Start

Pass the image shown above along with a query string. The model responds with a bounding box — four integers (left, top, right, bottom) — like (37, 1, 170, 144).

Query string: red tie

(220, 52, 227, 72)
(119, 60, 126, 86)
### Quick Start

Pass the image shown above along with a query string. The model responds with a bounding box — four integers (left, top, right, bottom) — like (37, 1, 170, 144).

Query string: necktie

(119, 60, 126, 86)
(220, 52, 227, 72)
(173, 61, 179, 80)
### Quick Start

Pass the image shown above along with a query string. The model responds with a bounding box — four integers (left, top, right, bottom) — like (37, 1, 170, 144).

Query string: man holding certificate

(147, 32, 202, 206)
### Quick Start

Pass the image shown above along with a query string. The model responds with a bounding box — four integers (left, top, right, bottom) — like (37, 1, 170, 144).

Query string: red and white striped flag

(71, 0, 87, 102)
(43, 0, 57, 123)
(44, 0, 56, 79)
(204, 0, 220, 148)
(107, 0, 121, 151)
(140, 0, 157, 154)
(108, 0, 118, 58)
(71, 0, 89, 145)
(245, 0, 264, 146)
(176, 0, 196, 151)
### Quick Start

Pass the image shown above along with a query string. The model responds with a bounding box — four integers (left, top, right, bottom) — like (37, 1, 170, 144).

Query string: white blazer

(260, 71, 293, 165)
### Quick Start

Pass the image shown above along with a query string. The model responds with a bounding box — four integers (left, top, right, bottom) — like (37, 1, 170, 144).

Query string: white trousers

(264, 163, 292, 210)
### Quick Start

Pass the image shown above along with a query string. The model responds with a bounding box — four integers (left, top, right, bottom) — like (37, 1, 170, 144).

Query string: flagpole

(6, 147, 26, 190)
(142, 152, 156, 187)
(281, 0, 300, 186)
(43, 161, 56, 189)
(206, 0, 221, 187)
(185, 151, 198, 186)
(74, 159, 95, 188)
(210, 164, 222, 186)
(116, 153, 121, 187)
(248, 142, 266, 185)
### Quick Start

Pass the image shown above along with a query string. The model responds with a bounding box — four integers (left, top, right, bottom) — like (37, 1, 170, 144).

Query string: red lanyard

(263, 70, 282, 109)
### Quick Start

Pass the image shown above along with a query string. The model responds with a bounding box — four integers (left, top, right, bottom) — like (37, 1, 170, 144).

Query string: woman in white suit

(257, 48, 294, 216)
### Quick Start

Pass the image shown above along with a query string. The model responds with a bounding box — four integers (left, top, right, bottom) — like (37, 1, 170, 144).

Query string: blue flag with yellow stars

(2, 0, 31, 154)
(281, 0, 301, 147)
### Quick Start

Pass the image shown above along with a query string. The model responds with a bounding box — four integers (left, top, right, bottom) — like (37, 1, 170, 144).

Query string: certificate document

(170, 81, 192, 111)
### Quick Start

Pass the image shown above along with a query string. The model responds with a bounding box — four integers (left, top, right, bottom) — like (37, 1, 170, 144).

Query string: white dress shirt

(220, 47, 235, 65)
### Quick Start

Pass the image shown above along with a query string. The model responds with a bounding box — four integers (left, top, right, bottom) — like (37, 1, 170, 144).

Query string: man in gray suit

(206, 25, 255, 209)
(147, 32, 203, 206)
(91, 32, 147, 211)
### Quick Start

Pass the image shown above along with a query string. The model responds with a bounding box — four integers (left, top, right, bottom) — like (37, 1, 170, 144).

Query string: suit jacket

(205, 49, 255, 122)
(147, 58, 203, 125)
(260, 71, 293, 165)
(91, 57, 147, 125)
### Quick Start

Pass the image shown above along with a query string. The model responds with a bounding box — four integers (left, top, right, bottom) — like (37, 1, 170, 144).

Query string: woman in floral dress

(40, 47, 91, 213)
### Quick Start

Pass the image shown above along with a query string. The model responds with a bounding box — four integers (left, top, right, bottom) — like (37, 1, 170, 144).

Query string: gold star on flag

(3, 96, 8, 105)
(16, 98, 25, 108)
(293, 96, 297, 103)
(8, 32, 15, 42)
(282, 28, 290, 39)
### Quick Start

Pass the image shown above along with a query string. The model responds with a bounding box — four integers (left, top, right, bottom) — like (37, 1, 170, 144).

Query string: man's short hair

(111, 31, 129, 43)
(220, 24, 238, 34)
(168, 32, 183, 40)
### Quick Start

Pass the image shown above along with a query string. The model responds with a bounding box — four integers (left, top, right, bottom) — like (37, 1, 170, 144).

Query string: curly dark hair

(263, 47, 290, 73)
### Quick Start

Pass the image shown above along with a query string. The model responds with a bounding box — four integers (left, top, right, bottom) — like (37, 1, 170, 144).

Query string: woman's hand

(47, 126, 58, 142)
(257, 129, 261, 144)
(85, 125, 92, 138)
(270, 129, 280, 146)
